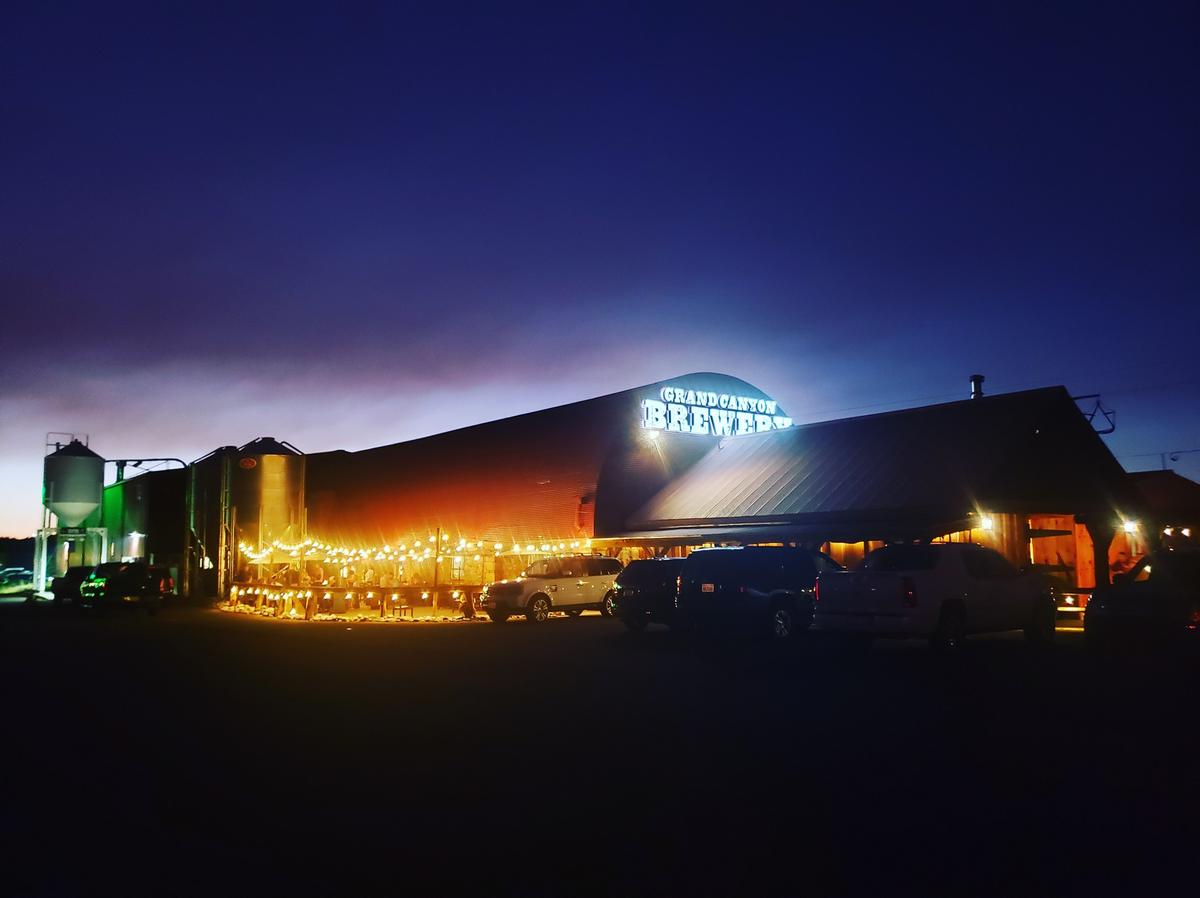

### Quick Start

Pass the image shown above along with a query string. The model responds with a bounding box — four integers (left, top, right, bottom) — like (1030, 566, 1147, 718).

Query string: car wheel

(488, 610, 509, 624)
(599, 591, 616, 617)
(768, 601, 796, 641)
(622, 612, 650, 633)
(526, 595, 551, 624)
(564, 609, 583, 618)
(930, 603, 966, 653)
(1024, 595, 1056, 645)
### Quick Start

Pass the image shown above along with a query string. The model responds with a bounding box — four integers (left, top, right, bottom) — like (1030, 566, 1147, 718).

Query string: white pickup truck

(813, 543, 1058, 650)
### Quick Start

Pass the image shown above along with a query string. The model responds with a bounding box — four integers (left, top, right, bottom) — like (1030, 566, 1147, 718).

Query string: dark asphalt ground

(2, 603, 1197, 897)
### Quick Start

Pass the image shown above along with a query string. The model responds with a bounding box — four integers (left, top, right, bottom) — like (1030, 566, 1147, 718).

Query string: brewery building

(34, 372, 1194, 618)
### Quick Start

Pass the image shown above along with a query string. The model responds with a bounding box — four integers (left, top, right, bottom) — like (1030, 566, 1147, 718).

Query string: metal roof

(1127, 470, 1200, 520)
(303, 372, 780, 545)
(48, 439, 102, 459)
(628, 386, 1133, 540)
(238, 437, 301, 456)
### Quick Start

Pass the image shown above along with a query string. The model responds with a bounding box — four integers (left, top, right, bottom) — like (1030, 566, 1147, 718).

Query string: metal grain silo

(43, 440, 104, 527)
(232, 437, 305, 551)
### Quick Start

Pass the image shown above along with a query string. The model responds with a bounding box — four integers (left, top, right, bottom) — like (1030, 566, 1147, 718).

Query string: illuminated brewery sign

(641, 385, 793, 436)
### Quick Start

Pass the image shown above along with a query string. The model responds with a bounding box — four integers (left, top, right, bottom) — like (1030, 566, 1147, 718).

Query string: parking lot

(2, 602, 1197, 896)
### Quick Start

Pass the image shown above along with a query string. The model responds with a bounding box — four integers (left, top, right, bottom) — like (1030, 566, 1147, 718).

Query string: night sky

(2, 1, 1197, 536)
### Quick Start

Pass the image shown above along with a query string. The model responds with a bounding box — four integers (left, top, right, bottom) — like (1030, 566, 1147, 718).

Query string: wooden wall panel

(1074, 523, 1096, 589)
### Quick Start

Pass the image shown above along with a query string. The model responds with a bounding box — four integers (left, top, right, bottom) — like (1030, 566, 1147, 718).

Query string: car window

(782, 553, 817, 586)
(586, 557, 622, 576)
(1129, 556, 1153, 582)
(744, 559, 784, 591)
(814, 554, 844, 574)
(617, 559, 683, 585)
(684, 550, 738, 578)
(1158, 553, 1200, 586)
(737, 550, 791, 590)
(558, 557, 581, 577)
(686, 551, 734, 580)
(860, 546, 939, 572)
(615, 560, 651, 583)
(684, 550, 792, 589)
(522, 559, 557, 578)
(963, 548, 1018, 580)
(1128, 554, 1195, 588)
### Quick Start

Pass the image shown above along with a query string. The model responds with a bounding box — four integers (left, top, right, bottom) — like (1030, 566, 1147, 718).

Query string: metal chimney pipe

(970, 374, 985, 400)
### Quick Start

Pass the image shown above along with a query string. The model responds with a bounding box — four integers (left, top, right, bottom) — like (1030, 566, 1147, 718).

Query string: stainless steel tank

(43, 440, 104, 527)
(232, 437, 305, 551)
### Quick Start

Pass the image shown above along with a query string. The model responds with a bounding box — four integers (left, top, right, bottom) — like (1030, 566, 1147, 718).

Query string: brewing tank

(43, 440, 104, 527)
(232, 437, 305, 550)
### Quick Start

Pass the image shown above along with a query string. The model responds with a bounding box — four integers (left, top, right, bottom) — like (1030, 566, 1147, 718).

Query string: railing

(230, 583, 483, 617)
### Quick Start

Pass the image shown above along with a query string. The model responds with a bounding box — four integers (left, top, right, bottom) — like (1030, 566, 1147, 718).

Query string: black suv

(676, 546, 843, 640)
(612, 557, 686, 631)
(1086, 548, 1200, 649)
(80, 562, 174, 613)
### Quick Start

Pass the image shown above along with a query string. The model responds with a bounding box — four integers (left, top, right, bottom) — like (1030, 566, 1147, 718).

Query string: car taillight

(676, 576, 682, 593)
(814, 579, 820, 603)
(901, 576, 918, 608)
(1189, 608, 1200, 630)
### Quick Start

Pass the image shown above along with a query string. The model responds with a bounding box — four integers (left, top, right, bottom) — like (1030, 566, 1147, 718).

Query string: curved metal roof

(629, 386, 1134, 541)
(304, 372, 783, 546)
(238, 437, 301, 456)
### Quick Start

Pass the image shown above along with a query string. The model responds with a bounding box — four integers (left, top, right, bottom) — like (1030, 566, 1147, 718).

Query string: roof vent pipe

(969, 374, 985, 400)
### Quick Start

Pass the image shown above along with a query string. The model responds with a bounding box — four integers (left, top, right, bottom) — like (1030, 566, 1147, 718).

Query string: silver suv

(481, 554, 624, 623)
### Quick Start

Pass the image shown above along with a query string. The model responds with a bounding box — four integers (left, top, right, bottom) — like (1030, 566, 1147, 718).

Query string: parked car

(611, 557, 686, 631)
(50, 565, 94, 605)
(1085, 548, 1200, 650)
(813, 543, 1058, 651)
(675, 546, 843, 640)
(480, 555, 623, 623)
(0, 566, 33, 588)
(79, 562, 174, 613)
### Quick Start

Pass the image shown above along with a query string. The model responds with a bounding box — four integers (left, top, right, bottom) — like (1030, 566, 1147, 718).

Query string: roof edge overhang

(628, 505, 969, 531)
(612, 509, 977, 545)
(349, 371, 781, 456)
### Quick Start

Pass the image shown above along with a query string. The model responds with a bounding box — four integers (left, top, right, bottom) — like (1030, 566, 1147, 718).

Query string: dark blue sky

(1, 1, 1197, 535)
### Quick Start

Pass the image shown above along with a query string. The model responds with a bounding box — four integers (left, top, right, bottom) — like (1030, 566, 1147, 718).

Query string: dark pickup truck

(80, 562, 174, 613)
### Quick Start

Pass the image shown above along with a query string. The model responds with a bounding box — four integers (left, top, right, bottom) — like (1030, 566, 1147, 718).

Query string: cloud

(0, 326, 831, 535)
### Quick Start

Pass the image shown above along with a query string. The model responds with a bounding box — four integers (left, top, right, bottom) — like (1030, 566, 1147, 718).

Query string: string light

(234, 528, 605, 605)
